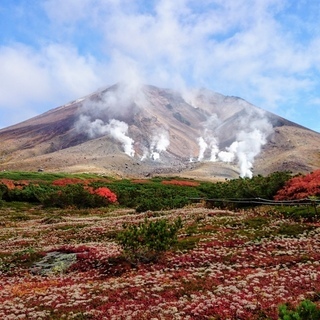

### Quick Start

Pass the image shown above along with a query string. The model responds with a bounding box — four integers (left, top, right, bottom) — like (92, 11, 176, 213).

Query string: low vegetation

(274, 170, 320, 200)
(117, 217, 182, 263)
(0, 170, 320, 319)
(279, 299, 320, 320)
(0, 170, 295, 211)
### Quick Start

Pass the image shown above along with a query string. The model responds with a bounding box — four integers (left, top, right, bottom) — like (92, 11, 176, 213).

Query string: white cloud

(91, 0, 318, 109)
(0, 0, 320, 131)
(44, 44, 101, 99)
(42, 0, 94, 25)
(0, 42, 103, 127)
(0, 44, 52, 108)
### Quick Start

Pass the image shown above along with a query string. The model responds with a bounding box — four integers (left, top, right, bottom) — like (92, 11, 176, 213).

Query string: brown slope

(0, 84, 319, 179)
(0, 102, 81, 161)
(255, 125, 320, 175)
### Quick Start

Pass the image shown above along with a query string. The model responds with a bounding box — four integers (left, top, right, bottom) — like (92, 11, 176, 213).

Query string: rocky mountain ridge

(0, 83, 319, 180)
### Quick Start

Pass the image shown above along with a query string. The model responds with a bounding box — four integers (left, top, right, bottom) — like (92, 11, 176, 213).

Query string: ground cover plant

(117, 217, 182, 263)
(274, 170, 320, 201)
(278, 299, 320, 320)
(1, 171, 320, 319)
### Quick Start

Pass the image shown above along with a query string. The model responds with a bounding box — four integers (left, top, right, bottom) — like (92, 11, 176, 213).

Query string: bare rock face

(31, 251, 77, 275)
(0, 83, 319, 180)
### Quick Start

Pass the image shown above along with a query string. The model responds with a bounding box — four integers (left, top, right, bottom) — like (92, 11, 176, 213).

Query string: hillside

(0, 83, 319, 179)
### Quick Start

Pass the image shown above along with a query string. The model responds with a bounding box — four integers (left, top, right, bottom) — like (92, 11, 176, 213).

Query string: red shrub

(88, 187, 117, 203)
(0, 179, 30, 190)
(0, 179, 15, 190)
(274, 170, 320, 200)
(52, 178, 86, 186)
(131, 179, 151, 184)
(161, 180, 200, 187)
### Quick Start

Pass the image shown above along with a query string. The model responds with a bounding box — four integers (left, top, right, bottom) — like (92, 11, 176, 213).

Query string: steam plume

(197, 137, 207, 161)
(217, 129, 268, 178)
(194, 97, 273, 177)
(76, 115, 135, 157)
(74, 82, 147, 157)
(150, 129, 170, 160)
(140, 128, 170, 161)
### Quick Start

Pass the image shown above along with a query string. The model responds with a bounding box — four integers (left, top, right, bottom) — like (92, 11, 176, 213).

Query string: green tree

(117, 217, 182, 263)
(278, 299, 320, 320)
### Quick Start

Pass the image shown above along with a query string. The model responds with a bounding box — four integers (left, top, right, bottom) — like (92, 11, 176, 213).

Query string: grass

(275, 205, 319, 221)
(0, 200, 35, 211)
(41, 215, 67, 224)
(243, 216, 270, 228)
(9, 212, 31, 221)
(277, 223, 316, 237)
(0, 171, 109, 182)
(53, 224, 88, 231)
(176, 235, 202, 251)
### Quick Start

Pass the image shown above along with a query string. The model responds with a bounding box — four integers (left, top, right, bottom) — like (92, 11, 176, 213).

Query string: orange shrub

(161, 180, 200, 187)
(131, 179, 151, 184)
(0, 179, 15, 190)
(274, 170, 320, 200)
(52, 178, 86, 186)
(0, 179, 30, 190)
(87, 187, 117, 203)
(52, 178, 111, 186)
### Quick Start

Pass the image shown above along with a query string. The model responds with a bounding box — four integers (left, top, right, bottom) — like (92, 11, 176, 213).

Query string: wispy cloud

(0, 0, 319, 131)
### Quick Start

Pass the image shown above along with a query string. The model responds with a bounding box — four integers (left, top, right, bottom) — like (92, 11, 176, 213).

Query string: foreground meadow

(1, 201, 320, 319)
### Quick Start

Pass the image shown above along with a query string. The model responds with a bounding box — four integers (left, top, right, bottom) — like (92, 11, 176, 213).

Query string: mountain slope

(0, 83, 319, 180)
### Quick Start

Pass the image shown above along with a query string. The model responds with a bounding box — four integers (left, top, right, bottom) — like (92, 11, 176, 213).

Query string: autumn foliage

(52, 178, 87, 186)
(88, 187, 117, 203)
(274, 170, 320, 200)
(51, 179, 117, 205)
(161, 180, 200, 187)
(0, 179, 30, 190)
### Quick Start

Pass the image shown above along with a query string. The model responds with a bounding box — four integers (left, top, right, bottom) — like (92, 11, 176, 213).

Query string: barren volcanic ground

(0, 84, 319, 179)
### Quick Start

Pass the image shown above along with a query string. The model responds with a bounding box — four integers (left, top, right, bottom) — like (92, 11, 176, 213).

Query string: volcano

(0, 83, 319, 180)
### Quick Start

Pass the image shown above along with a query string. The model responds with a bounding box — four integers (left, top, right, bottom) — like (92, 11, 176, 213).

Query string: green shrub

(278, 299, 320, 320)
(117, 217, 182, 263)
(0, 183, 9, 200)
(4, 184, 55, 203)
(275, 206, 319, 222)
(41, 184, 108, 208)
(198, 172, 292, 209)
(101, 181, 198, 212)
(0, 172, 293, 211)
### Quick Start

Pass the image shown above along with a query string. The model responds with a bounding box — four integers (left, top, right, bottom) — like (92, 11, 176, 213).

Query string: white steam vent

(76, 115, 135, 157)
(74, 82, 145, 158)
(150, 129, 170, 160)
(197, 137, 208, 162)
(217, 128, 268, 178)
(141, 128, 170, 161)
(195, 105, 273, 178)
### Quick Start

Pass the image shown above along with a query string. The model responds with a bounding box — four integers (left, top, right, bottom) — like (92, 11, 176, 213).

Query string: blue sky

(0, 0, 319, 132)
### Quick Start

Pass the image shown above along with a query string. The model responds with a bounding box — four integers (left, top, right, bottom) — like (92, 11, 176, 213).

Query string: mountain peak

(0, 84, 319, 180)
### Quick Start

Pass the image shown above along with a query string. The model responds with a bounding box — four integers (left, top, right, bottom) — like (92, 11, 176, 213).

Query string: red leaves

(161, 179, 200, 187)
(52, 178, 86, 186)
(52, 179, 118, 203)
(274, 170, 320, 200)
(87, 187, 117, 203)
(0, 179, 30, 190)
(131, 179, 151, 184)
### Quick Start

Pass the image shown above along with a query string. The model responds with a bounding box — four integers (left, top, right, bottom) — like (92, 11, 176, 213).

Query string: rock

(31, 251, 77, 275)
